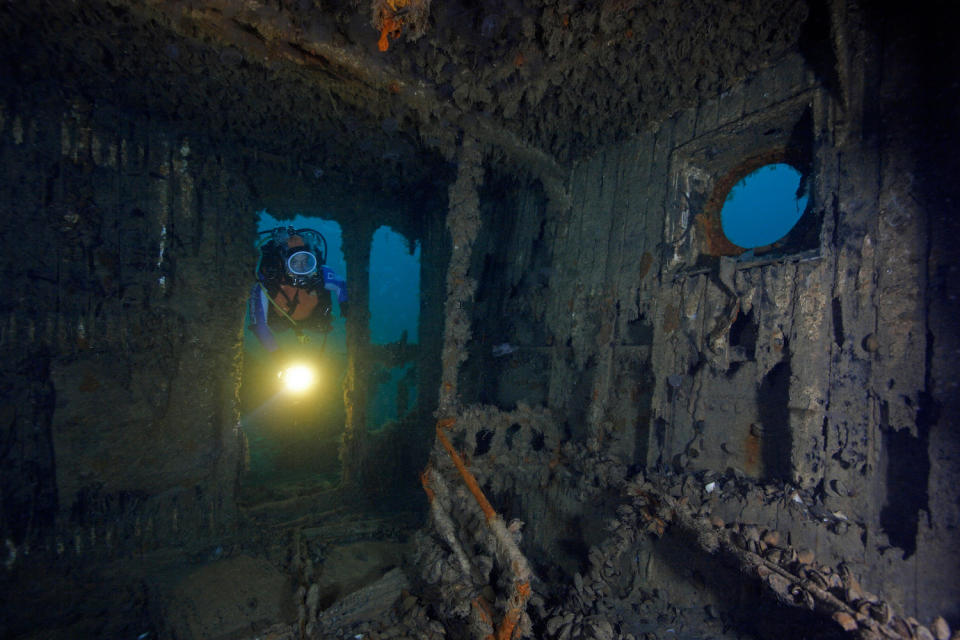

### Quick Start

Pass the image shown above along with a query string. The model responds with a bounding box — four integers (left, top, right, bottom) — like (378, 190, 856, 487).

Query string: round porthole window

(720, 163, 809, 249)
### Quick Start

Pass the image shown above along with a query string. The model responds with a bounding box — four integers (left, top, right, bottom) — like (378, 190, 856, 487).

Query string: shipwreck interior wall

(0, 92, 254, 635)
(449, 10, 960, 636)
(1, 1, 958, 639)
(0, 60, 447, 640)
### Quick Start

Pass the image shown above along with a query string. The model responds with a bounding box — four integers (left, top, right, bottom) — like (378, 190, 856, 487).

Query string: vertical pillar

(437, 137, 484, 419)
(417, 203, 449, 426)
(339, 213, 374, 488)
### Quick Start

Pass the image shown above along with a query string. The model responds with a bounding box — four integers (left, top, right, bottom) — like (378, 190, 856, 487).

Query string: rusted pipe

(496, 581, 531, 640)
(426, 418, 533, 639)
(435, 420, 497, 522)
(472, 596, 496, 640)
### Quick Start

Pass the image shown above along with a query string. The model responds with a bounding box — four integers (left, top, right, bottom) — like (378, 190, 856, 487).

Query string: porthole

(720, 163, 809, 249)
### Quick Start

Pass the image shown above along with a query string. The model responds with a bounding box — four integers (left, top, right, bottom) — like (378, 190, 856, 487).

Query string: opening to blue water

(367, 225, 420, 430)
(721, 163, 809, 249)
(369, 225, 420, 346)
(238, 210, 348, 502)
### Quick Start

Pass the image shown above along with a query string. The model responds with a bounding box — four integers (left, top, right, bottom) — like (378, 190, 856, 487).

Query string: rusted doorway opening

(238, 211, 348, 506)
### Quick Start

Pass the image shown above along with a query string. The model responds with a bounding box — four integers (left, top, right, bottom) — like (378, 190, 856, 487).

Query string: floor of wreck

(4, 458, 908, 640)
(152, 494, 734, 640)
(169, 477, 840, 640)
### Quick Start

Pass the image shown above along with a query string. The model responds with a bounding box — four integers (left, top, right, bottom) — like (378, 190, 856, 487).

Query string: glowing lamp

(280, 364, 317, 393)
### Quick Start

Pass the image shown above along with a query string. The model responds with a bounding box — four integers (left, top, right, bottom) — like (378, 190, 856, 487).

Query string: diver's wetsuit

(248, 234, 347, 352)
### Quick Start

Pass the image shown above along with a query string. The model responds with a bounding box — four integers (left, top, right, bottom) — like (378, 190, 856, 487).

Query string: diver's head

(258, 227, 328, 288)
(281, 232, 319, 287)
(285, 239, 319, 287)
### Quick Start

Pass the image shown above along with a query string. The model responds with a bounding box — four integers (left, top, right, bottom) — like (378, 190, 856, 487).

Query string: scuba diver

(243, 227, 347, 471)
(248, 226, 348, 353)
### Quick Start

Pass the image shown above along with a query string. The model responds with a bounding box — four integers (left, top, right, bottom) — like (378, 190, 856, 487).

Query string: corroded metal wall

(457, 22, 959, 625)
(543, 46, 958, 619)
(0, 96, 253, 561)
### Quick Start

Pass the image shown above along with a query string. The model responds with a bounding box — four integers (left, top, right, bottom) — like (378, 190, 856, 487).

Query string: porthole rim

(698, 148, 811, 257)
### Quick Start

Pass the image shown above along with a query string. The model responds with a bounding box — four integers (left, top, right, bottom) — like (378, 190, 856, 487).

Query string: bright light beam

(281, 364, 317, 394)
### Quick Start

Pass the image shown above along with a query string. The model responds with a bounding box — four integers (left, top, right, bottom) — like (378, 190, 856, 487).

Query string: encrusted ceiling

(1, 0, 814, 199)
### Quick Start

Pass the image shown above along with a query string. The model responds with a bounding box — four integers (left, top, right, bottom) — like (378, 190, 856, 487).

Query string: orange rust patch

(388, 81, 401, 94)
(696, 212, 743, 256)
(662, 304, 680, 333)
(771, 329, 785, 353)
(378, 14, 403, 52)
(472, 596, 495, 626)
(420, 468, 435, 502)
(744, 431, 761, 476)
(496, 581, 532, 640)
(649, 515, 666, 536)
(638, 251, 654, 280)
(513, 52, 525, 67)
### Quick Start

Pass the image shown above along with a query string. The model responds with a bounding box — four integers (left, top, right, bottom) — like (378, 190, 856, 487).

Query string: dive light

(279, 363, 318, 394)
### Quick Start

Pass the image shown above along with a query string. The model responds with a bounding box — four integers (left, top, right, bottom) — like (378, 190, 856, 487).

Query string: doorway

(238, 211, 348, 505)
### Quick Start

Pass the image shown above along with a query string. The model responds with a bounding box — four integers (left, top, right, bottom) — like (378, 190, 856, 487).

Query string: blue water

(367, 361, 419, 430)
(721, 163, 809, 249)
(368, 226, 421, 429)
(369, 225, 420, 345)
